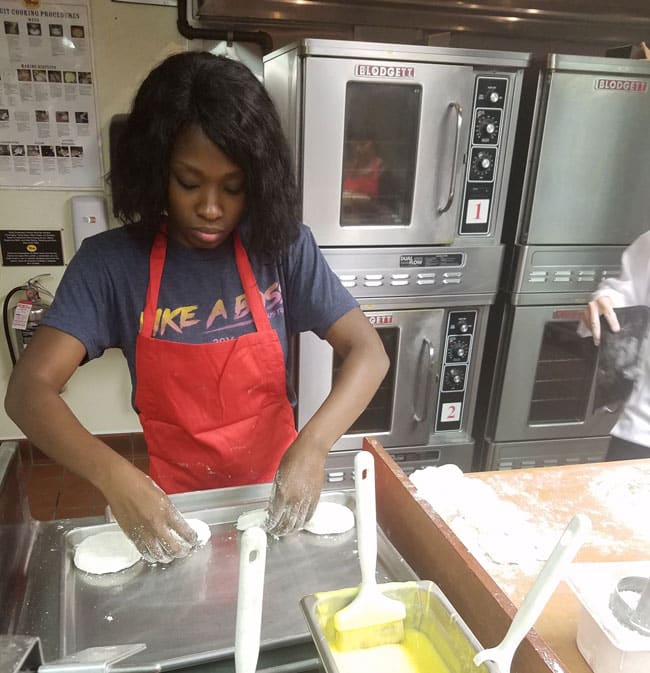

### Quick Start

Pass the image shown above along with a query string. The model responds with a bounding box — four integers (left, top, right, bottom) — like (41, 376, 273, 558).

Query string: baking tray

(59, 490, 417, 672)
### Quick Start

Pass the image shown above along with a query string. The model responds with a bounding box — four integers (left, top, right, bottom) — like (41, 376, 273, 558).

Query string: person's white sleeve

(592, 230, 650, 307)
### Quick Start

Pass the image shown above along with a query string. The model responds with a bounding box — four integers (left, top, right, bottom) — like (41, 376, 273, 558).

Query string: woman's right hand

(103, 462, 198, 564)
(582, 296, 620, 346)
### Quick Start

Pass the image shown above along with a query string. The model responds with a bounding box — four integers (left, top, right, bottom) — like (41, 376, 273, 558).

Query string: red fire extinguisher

(2, 274, 53, 365)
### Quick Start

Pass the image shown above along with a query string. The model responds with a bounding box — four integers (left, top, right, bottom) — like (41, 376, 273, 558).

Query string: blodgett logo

(595, 78, 648, 93)
(355, 64, 415, 78)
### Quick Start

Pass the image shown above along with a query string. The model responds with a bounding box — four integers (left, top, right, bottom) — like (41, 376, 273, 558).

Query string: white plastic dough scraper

(473, 513, 591, 673)
(235, 526, 267, 673)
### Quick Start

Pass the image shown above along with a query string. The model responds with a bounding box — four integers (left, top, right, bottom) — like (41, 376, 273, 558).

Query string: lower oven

(296, 245, 502, 478)
(479, 245, 625, 470)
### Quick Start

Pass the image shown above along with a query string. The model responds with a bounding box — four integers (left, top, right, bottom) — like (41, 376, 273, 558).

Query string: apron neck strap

(141, 226, 271, 337)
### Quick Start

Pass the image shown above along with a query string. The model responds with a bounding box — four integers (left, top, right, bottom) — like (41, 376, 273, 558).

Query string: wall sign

(0, 0, 103, 189)
(0, 228, 64, 265)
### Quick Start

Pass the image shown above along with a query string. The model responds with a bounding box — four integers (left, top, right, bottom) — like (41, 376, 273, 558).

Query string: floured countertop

(411, 461, 650, 600)
(409, 458, 650, 673)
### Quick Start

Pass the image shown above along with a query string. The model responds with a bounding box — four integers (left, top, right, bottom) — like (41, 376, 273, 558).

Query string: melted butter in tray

(330, 628, 452, 673)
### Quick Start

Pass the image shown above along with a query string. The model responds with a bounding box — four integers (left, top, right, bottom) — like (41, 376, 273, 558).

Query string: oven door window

(332, 326, 398, 434)
(528, 320, 598, 424)
(340, 82, 421, 228)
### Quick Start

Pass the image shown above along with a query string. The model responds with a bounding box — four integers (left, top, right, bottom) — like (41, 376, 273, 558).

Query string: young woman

(5, 51, 388, 563)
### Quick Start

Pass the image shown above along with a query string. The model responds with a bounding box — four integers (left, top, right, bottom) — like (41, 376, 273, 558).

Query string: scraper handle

(474, 513, 591, 672)
(235, 526, 267, 673)
(355, 451, 378, 592)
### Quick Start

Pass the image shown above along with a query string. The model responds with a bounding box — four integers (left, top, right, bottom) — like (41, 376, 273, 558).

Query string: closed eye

(175, 175, 199, 190)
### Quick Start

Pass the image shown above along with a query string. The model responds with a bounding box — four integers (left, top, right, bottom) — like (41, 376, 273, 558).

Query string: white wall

(0, 0, 188, 438)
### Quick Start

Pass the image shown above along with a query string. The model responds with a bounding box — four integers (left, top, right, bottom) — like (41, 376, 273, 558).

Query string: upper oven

(264, 39, 530, 248)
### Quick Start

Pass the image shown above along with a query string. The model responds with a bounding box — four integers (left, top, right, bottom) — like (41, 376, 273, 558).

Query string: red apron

(134, 229, 297, 494)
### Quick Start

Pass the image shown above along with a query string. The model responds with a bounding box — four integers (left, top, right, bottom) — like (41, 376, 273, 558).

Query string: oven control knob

(455, 347, 466, 359)
(490, 91, 500, 103)
(475, 112, 500, 144)
(470, 149, 495, 180)
(459, 323, 469, 333)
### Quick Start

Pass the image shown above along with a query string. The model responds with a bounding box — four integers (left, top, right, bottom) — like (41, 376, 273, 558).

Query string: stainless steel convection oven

(479, 54, 650, 471)
(263, 39, 531, 475)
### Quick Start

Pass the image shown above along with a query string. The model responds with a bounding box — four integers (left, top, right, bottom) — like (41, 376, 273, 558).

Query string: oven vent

(181, 0, 650, 55)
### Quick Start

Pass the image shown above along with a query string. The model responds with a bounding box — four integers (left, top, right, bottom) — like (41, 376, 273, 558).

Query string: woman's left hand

(265, 436, 327, 537)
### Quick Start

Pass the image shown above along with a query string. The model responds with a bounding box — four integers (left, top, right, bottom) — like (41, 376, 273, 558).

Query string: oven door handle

(438, 102, 463, 214)
(413, 338, 436, 423)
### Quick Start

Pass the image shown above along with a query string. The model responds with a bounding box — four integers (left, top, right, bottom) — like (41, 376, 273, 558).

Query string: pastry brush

(333, 450, 406, 650)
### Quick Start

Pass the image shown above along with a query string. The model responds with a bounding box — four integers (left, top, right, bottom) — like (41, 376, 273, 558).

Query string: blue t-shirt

(43, 223, 357, 408)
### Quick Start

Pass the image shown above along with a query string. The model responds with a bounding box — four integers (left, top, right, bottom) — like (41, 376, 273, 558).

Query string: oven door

(491, 305, 618, 443)
(297, 308, 445, 450)
(301, 57, 474, 247)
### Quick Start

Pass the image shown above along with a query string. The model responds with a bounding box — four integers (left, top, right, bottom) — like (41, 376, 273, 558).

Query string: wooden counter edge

(364, 436, 570, 673)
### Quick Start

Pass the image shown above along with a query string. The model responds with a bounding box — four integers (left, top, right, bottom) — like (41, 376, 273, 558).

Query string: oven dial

(447, 335, 471, 362)
(474, 110, 501, 144)
(470, 148, 496, 181)
(443, 366, 465, 391)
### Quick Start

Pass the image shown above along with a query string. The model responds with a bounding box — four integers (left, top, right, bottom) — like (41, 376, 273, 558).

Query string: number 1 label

(466, 198, 489, 224)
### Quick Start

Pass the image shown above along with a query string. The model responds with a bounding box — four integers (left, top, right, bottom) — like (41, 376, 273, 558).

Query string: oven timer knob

(475, 113, 500, 143)
(470, 150, 495, 180)
(445, 368, 464, 388)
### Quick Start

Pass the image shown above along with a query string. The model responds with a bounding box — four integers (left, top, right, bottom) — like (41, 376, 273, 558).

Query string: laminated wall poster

(0, 0, 102, 188)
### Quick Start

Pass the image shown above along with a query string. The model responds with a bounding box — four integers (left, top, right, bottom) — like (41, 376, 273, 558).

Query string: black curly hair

(109, 51, 300, 256)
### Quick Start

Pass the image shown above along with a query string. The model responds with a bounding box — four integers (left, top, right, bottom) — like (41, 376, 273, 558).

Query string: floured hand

(265, 438, 326, 537)
(102, 461, 198, 563)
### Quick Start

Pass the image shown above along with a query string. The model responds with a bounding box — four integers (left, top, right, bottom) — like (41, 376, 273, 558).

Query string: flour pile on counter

(588, 464, 650, 542)
(410, 465, 559, 576)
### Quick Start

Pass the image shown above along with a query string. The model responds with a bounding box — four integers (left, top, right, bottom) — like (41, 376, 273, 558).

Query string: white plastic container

(568, 562, 650, 673)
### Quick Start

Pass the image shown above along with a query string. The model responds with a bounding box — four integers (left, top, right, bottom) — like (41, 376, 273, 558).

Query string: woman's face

(166, 125, 246, 249)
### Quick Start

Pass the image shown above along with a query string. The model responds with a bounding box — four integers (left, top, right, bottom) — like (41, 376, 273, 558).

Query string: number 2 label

(441, 402, 462, 422)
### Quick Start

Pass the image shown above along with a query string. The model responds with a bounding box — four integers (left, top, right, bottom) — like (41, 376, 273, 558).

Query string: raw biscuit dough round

(73, 530, 142, 575)
(303, 501, 355, 535)
(74, 519, 210, 575)
(187, 518, 211, 546)
(236, 508, 268, 531)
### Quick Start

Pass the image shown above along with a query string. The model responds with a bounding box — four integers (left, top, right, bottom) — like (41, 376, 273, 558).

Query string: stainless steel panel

(484, 435, 610, 471)
(20, 489, 416, 672)
(511, 245, 624, 296)
(274, 38, 531, 68)
(523, 57, 650, 246)
(320, 245, 504, 301)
